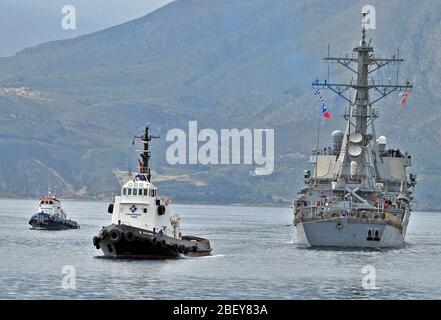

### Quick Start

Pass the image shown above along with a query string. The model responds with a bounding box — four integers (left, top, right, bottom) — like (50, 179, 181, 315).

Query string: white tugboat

(93, 124, 212, 259)
(29, 186, 80, 230)
(293, 14, 415, 248)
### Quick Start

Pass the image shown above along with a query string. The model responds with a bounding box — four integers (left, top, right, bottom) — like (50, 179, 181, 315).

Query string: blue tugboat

(29, 186, 80, 230)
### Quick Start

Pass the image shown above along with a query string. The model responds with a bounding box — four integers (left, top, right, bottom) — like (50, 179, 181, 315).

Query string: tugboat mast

(133, 124, 159, 182)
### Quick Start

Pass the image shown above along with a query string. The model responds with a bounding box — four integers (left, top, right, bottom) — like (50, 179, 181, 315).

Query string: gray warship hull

(295, 218, 406, 248)
(291, 20, 415, 249)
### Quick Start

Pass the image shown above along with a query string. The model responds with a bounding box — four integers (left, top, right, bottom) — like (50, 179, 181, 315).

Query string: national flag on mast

(314, 88, 331, 119)
(400, 91, 410, 105)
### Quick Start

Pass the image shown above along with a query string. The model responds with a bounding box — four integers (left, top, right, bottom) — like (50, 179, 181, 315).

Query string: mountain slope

(0, 0, 440, 209)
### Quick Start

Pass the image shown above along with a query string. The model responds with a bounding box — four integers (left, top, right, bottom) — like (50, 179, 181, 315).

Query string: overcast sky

(0, 0, 173, 57)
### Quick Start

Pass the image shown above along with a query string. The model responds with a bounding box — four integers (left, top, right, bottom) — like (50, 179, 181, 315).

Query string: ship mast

(312, 12, 412, 187)
(133, 124, 159, 182)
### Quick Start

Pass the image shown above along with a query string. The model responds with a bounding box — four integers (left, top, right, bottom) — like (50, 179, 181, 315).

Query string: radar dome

(377, 136, 387, 145)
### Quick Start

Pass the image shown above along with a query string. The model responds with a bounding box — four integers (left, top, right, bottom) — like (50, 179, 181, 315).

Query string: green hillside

(0, 0, 439, 210)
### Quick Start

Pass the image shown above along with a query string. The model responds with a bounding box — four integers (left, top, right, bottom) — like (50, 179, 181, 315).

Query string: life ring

(124, 231, 135, 242)
(109, 229, 121, 243)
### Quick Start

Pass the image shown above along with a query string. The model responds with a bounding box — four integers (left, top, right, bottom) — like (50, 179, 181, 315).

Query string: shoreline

(0, 196, 438, 211)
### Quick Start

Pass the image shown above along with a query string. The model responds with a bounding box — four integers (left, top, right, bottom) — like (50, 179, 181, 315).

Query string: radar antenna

(133, 123, 160, 182)
(311, 11, 413, 187)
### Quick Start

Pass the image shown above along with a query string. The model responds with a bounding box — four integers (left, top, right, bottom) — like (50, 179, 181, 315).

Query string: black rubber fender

(109, 229, 122, 243)
(124, 231, 135, 242)
(93, 236, 99, 247)
(158, 205, 166, 215)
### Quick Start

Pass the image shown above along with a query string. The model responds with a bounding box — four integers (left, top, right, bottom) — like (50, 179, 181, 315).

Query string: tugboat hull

(295, 219, 405, 248)
(93, 224, 212, 259)
(29, 213, 80, 230)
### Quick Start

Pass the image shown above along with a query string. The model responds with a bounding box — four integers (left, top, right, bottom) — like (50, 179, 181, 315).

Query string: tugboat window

(128, 188, 132, 195)
(40, 201, 44, 204)
(123, 188, 127, 195)
(144, 189, 148, 196)
(139, 189, 142, 196)
(49, 201, 53, 204)
(133, 189, 138, 196)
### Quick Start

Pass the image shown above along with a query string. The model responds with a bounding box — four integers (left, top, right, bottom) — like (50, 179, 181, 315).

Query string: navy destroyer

(293, 15, 416, 248)
(29, 186, 80, 230)
(93, 125, 212, 259)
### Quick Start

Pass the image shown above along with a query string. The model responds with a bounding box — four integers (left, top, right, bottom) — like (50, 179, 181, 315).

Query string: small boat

(93, 124, 212, 259)
(29, 186, 80, 230)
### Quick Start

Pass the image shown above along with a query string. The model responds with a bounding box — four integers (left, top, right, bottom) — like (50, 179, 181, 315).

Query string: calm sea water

(0, 199, 440, 299)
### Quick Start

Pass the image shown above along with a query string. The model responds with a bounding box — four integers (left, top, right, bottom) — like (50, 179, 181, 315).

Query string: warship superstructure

(293, 15, 416, 248)
(93, 125, 212, 259)
(29, 186, 80, 230)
